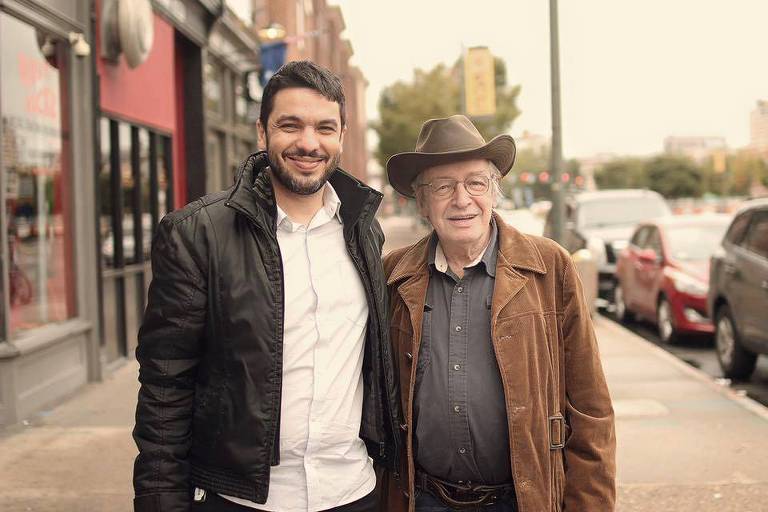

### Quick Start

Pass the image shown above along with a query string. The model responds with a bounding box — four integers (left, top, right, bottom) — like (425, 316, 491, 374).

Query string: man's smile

(447, 213, 479, 225)
(286, 154, 326, 172)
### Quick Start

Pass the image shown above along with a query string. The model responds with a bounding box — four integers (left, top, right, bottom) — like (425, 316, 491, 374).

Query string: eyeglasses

(417, 174, 496, 199)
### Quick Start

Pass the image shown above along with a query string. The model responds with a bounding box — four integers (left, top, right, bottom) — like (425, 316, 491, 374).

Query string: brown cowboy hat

(386, 114, 516, 198)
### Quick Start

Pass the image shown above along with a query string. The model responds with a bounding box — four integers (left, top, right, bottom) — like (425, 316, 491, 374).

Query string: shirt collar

(275, 182, 343, 232)
(428, 217, 498, 277)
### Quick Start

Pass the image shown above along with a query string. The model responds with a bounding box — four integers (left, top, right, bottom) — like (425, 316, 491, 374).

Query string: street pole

(549, 0, 565, 244)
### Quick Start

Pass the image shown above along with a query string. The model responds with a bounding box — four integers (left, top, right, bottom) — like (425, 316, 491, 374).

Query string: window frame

(743, 209, 768, 260)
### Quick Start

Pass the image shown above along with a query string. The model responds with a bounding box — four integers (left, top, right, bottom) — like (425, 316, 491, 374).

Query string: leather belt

(415, 470, 517, 510)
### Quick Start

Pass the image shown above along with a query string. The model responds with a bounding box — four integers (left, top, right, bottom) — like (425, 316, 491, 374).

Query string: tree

(644, 155, 704, 199)
(727, 152, 768, 195)
(594, 158, 646, 189)
(372, 56, 521, 171)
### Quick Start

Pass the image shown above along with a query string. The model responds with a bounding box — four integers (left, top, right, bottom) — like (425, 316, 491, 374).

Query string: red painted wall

(96, 5, 186, 207)
(97, 13, 175, 132)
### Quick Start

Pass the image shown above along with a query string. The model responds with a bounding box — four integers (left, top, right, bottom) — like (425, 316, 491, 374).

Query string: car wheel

(715, 305, 757, 380)
(614, 283, 634, 323)
(657, 296, 677, 344)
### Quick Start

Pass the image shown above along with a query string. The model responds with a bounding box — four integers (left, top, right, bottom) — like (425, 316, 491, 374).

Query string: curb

(595, 315, 768, 422)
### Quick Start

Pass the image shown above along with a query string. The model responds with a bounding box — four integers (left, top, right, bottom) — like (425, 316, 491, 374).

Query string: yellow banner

(464, 47, 496, 117)
(712, 150, 727, 174)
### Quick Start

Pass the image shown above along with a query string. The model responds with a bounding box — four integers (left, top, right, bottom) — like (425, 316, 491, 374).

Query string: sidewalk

(603, 317, 768, 511)
(1, 318, 767, 511)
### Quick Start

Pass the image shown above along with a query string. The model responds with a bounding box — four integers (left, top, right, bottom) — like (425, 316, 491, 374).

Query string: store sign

(463, 46, 496, 118)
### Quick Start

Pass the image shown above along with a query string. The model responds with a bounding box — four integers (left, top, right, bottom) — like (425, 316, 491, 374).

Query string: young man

(383, 115, 615, 511)
(133, 61, 401, 512)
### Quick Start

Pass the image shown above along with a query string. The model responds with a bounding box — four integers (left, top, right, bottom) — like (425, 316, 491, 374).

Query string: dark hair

(259, 60, 346, 129)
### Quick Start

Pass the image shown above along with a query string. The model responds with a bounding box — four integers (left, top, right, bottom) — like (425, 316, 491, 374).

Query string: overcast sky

(328, 0, 768, 159)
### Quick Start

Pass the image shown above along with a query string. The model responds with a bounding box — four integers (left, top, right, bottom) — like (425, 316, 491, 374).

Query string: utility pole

(549, 0, 565, 244)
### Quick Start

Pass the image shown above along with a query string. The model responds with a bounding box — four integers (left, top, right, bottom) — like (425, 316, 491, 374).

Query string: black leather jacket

(133, 153, 402, 512)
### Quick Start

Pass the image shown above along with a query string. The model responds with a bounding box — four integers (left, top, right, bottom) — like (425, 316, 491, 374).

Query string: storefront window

(139, 129, 152, 259)
(120, 123, 136, 264)
(234, 80, 249, 125)
(99, 118, 173, 268)
(204, 60, 224, 117)
(99, 117, 116, 268)
(97, 116, 173, 362)
(204, 54, 258, 193)
(1, 13, 76, 335)
(156, 137, 171, 219)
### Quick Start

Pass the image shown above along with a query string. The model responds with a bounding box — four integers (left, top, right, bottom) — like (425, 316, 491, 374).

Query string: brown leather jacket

(381, 213, 616, 512)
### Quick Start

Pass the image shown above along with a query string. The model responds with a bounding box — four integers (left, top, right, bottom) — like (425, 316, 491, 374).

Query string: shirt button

(455, 325, 462, 332)
(458, 447, 466, 454)
(453, 364, 461, 371)
(456, 286, 464, 293)
(454, 405, 461, 413)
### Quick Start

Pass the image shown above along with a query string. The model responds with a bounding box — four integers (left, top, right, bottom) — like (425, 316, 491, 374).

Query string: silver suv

(544, 189, 672, 307)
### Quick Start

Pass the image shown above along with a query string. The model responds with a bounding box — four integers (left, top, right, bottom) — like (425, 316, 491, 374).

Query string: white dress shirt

(222, 183, 375, 511)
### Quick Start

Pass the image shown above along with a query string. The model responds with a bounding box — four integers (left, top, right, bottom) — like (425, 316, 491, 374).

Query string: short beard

(267, 145, 340, 196)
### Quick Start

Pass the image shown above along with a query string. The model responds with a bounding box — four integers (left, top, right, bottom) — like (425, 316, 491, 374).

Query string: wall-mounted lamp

(257, 23, 286, 43)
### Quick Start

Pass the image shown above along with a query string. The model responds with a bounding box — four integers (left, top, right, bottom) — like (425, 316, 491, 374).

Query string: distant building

(664, 136, 726, 164)
(515, 131, 550, 154)
(750, 100, 768, 156)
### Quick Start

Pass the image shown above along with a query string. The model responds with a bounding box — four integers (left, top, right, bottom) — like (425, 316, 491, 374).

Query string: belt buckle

(481, 492, 499, 507)
(549, 413, 565, 450)
(452, 482, 497, 508)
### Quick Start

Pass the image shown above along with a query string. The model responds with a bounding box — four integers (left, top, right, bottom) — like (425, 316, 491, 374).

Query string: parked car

(495, 208, 544, 236)
(708, 198, 768, 380)
(543, 189, 672, 307)
(614, 214, 731, 343)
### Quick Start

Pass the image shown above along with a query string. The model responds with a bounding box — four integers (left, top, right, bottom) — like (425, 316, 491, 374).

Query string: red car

(614, 214, 731, 343)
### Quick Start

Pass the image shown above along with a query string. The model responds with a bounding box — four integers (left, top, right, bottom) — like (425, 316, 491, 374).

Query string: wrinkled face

(416, 159, 495, 250)
(257, 87, 345, 195)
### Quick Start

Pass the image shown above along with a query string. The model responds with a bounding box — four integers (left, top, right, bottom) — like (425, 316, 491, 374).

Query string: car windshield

(579, 197, 669, 228)
(665, 222, 730, 262)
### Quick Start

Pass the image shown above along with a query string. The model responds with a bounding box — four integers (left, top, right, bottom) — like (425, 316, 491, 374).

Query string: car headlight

(586, 237, 607, 267)
(665, 268, 707, 297)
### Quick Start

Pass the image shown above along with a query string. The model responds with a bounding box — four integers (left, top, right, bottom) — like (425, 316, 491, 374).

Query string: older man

(383, 115, 615, 512)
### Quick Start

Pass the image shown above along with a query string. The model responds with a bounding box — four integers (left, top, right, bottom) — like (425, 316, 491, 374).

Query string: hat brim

(386, 134, 516, 198)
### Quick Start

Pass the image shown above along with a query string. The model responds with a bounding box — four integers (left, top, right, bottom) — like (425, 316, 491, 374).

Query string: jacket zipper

(226, 200, 284, 466)
(350, 202, 402, 472)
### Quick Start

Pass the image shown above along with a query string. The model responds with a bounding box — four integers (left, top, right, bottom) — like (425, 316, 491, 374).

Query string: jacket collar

(226, 151, 382, 234)
(387, 211, 547, 285)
